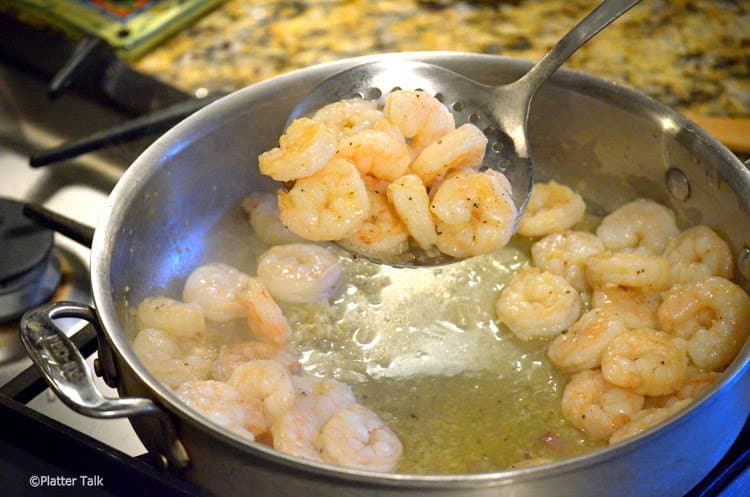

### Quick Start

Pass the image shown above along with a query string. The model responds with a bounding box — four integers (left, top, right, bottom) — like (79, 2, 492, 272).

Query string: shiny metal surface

(32, 52, 750, 496)
(19, 301, 188, 468)
(289, 0, 641, 266)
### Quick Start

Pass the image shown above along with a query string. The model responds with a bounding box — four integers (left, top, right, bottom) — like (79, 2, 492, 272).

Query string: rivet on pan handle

(19, 301, 189, 470)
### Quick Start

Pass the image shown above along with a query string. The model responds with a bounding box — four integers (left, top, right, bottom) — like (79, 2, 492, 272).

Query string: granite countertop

(133, 0, 749, 118)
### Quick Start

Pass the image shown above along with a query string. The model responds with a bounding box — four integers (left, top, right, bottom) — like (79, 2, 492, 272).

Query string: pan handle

(19, 301, 189, 470)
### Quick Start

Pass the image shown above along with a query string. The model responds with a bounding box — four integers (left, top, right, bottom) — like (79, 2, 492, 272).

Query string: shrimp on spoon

(278, 0, 643, 267)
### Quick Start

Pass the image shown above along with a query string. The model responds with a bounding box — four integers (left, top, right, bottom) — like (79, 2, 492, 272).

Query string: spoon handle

(519, 0, 642, 94)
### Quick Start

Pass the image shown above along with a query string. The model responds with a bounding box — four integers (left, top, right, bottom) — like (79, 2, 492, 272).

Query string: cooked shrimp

(410, 101, 455, 157)
(383, 90, 454, 147)
(585, 252, 672, 291)
(595, 199, 679, 254)
(319, 404, 403, 472)
(657, 276, 750, 371)
(663, 226, 733, 284)
(291, 376, 357, 421)
(608, 399, 692, 445)
(560, 369, 644, 441)
(132, 328, 216, 389)
(591, 285, 661, 329)
(213, 341, 300, 381)
(496, 267, 582, 340)
(229, 360, 296, 423)
(182, 263, 254, 323)
(176, 380, 263, 438)
(135, 296, 205, 338)
(373, 117, 408, 145)
(430, 168, 517, 258)
(256, 244, 342, 304)
(312, 98, 383, 138)
(531, 231, 606, 293)
(547, 308, 628, 373)
(236, 278, 291, 347)
(258, 117, 337, 181)
(271, 407, 324, 462)
(410, 124, 487, 186)
(334, 129, 411, 182)
(339, 176, 409, 260)
(648, 367, 721, 408)
(271, 376, 357, 462)
(278, 158, 369, 241)
(601, 328, 688, 396)
(241, 193, 304, 245)
(517, 181, 586, 237)
(387, 174, 438, 250)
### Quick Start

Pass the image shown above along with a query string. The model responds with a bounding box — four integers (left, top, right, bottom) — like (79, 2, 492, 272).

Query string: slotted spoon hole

(365, 87, 382, 100)
(452, 101, 464, 112)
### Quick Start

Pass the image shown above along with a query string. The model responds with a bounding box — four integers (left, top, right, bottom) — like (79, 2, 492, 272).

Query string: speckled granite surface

(133, 0, 749, 117)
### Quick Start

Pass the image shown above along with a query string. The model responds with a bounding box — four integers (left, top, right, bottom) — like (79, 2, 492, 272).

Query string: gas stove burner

(0, 197, 61, 323)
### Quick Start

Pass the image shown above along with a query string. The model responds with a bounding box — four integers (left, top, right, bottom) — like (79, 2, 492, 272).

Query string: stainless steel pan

(20, 52, 750, 497)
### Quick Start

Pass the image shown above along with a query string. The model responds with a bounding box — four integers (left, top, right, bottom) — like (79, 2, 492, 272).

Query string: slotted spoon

(287, 0, 642, 266)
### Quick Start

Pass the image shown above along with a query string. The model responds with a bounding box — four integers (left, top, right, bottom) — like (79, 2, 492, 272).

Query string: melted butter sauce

(133, 209, 607, 474)
(281, 235, 605, 474)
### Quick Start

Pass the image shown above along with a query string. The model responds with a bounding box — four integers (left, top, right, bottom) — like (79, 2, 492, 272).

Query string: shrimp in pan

(236, 277, 292, 347)
(228, 360, 296, 425)
(256, 243, 343, 304)
(547, 308, 627, 373)
(258, 117, 337, 181)
(176, 380, 262, 439)
(561, 369, 644, 441)
(212, 341, 300, 381)
(590, 285, 661, 330)
(241, 192, 304, 246)
(517, 180, 585, 237)
(609, 399, 692, 445)
(318, 404, 403, 472)
(663, 226, 733, 284)
(496, 267, 582, 340)
(595, 198, 679, 255)
(135, 296, 205, 338)
(657, 276, 750, 371)
(271, 376, 357, 463)
(585, 252, 672, 291)
(182, 263, 255, 323)
(131, 328, 216, 389)
(647, 367, 721, 409)
(600, 328, 688, 396)
(278, 158, 369, 241)
(531, 231, 606, 293)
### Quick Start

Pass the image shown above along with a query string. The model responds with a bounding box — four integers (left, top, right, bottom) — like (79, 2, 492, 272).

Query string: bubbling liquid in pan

(286, 251, 605, 473)
(132, 206, 605, 473)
